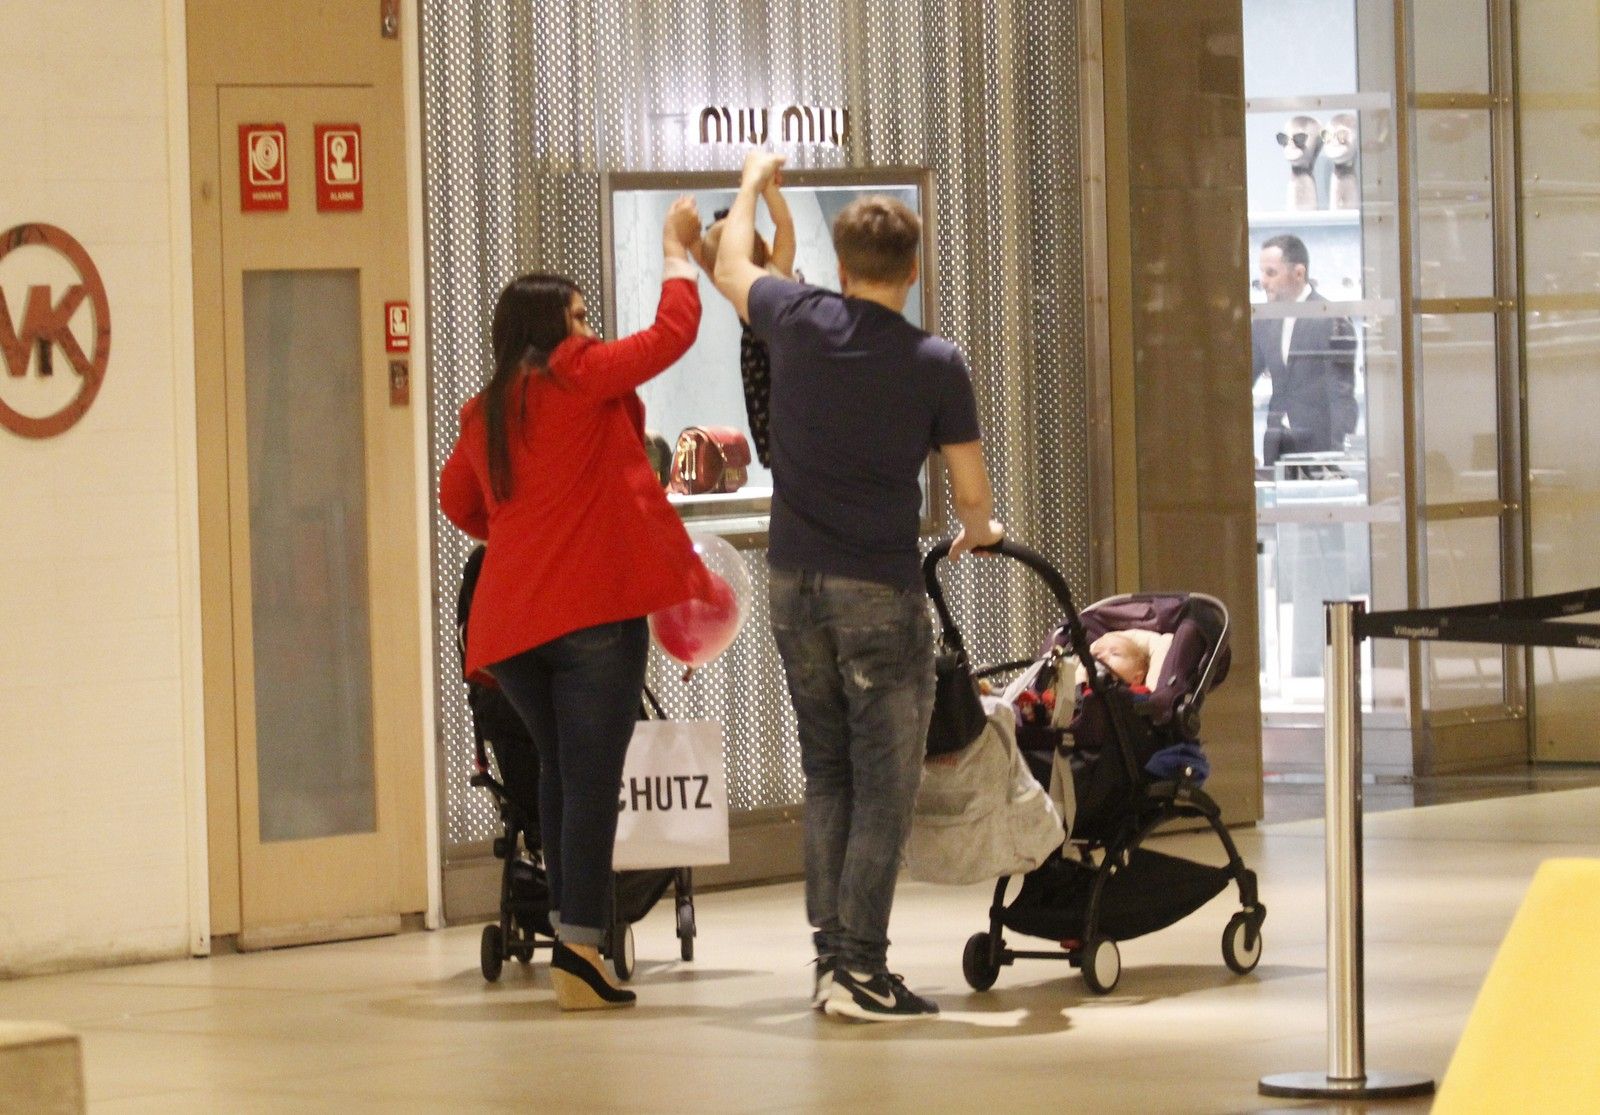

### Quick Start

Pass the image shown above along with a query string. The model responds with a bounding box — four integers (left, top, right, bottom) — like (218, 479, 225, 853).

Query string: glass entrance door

(1244, 0, 1531, 774)
(1395, 0, 1529, 771)
(1244, 0, 1410, 772)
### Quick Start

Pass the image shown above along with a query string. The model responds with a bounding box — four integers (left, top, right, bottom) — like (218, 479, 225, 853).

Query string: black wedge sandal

(550, 941, 637, 1010)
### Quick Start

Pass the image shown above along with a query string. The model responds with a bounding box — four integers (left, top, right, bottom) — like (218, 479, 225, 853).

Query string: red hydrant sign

(238, 124, 288, 212)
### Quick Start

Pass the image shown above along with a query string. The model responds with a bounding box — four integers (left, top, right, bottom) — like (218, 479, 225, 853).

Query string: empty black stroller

(924, 539, 1264, 995)
(456, 545, 697, 983)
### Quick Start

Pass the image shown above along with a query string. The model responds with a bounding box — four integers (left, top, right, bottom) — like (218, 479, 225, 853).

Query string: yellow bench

(1436, 858, 1600, 1113)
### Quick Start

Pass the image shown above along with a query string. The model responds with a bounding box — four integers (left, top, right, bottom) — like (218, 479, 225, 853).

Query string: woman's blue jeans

(489, 617, 649, 947)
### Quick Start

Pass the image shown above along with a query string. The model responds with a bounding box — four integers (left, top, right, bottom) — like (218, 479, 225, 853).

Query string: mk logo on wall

(0, 224, 111, 439)
(697, 105, 851, 147)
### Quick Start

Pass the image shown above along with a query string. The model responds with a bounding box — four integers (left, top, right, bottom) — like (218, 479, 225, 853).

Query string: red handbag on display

(668, 426, 751, 495)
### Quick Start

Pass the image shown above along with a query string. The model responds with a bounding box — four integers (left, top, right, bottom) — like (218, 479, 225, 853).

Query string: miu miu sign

(697, 105, 851, 147)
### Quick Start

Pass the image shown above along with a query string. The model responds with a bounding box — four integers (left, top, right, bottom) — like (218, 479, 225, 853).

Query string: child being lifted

(694, 178, 795, 469)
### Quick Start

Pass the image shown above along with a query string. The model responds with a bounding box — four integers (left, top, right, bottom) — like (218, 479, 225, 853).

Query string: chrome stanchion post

(1327, 597, 1364, 1082)
(1260, 601, 1434, 1101)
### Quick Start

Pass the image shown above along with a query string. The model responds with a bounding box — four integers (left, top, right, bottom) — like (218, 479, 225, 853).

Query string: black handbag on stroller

(924, 539, 1265, 995)
(456, 545, 697, 983)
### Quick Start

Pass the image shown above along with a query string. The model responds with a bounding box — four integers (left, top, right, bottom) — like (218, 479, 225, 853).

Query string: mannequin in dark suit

(1252, 234, 1357, 464)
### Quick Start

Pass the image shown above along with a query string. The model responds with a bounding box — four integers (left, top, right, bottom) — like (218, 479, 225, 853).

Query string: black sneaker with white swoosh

(824, 968, 939, 1020)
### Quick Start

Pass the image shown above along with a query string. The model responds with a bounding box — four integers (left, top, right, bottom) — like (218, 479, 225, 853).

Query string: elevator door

(214, 85, 424, 947)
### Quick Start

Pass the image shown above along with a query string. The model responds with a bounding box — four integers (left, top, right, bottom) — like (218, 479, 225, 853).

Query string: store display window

(603, 169, 938, 534)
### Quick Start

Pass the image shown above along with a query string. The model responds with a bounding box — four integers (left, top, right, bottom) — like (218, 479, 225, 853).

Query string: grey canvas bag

(904, 705, 1065, 886)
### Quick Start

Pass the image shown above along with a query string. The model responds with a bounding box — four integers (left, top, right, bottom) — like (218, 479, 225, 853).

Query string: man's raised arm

(713, 150, 786, 321)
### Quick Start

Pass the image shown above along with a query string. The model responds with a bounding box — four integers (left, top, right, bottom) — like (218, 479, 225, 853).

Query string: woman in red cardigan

(440, 196, 713, 1011)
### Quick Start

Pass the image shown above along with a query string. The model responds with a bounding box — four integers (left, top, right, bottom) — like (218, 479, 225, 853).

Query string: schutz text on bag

(619, 774, 714, 813)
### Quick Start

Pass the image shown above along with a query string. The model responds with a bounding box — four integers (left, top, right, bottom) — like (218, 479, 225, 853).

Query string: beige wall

(0, 0, 204, 974)
(1102, 0, 1264, 822)
(0, 0, 428, 976)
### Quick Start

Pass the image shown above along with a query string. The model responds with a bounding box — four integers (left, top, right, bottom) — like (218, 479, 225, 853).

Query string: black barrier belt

(1358, 586, 1600, 649)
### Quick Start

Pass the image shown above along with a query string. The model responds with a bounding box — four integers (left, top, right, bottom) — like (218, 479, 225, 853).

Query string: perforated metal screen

(420, 0, 1092, 857)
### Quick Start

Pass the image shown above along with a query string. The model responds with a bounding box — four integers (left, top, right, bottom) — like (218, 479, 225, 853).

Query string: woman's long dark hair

(484, 272, 582, 501)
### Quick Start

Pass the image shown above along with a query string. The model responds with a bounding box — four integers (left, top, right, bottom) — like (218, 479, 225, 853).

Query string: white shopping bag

(613, 719, 730, 870)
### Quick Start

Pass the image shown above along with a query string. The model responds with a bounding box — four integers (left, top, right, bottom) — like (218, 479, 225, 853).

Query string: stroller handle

(922, 538, 1102, 697)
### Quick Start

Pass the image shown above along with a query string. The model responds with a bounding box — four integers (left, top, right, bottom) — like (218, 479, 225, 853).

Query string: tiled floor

(5, 788, 1598, 1114)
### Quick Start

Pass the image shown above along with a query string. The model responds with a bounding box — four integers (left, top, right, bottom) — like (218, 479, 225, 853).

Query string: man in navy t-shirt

(714, 150, 1004, 1021)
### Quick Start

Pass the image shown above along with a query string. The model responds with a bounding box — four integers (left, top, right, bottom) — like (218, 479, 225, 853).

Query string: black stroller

(924, 539, 1264, 995)
(456, 545, 697, 983)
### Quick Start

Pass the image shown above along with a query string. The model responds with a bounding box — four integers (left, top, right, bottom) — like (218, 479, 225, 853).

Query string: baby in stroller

(1013, 626, 1212, 816)
(923, 539, 1265, 996)
(1088, 632, 1149, 691)
(1088, 632, 1210, 784)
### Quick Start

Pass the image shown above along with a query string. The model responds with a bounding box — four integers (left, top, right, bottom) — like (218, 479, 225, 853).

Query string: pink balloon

(650, 573, 740, 668)
(650, 533, 752, 671)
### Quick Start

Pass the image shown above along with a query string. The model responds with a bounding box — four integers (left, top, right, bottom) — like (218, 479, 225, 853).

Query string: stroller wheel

(1081, 936, 1121, 995)
(1222, 912, 1263, 975)
(480, 924, 504, 983)
(962, 932, 1002, 991)
(676, 903, 696, 962)
(611, 922, 636, 982)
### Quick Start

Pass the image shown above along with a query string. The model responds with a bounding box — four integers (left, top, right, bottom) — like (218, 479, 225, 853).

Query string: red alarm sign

(384, 301, 410, 353)
(238, 124, 288, 212)
(315, 124, 364, 212)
